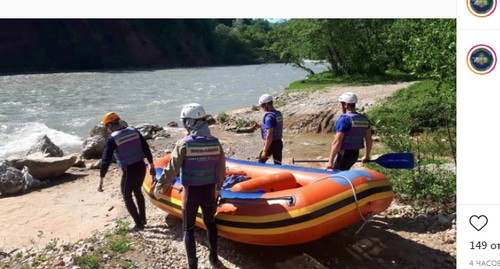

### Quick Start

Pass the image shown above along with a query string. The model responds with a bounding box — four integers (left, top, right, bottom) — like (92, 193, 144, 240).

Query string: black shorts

(333, 149, 360, 171)
(258, 139, 283, 165)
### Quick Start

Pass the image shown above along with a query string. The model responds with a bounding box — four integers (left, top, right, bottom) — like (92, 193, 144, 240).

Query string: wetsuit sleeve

(156, 139, 186, 188)
(137, 130, 154, 164)
(100, 136, 117, 178)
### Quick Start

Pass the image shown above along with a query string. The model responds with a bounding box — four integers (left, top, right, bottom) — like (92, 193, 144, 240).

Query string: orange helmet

(102, 112, 120, 125)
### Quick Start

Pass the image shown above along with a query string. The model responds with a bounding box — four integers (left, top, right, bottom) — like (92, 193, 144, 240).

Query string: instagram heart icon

(469, 215, 488, 231)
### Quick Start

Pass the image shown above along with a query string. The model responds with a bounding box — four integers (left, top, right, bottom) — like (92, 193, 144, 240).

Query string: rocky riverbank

(0, 82, 456, 268)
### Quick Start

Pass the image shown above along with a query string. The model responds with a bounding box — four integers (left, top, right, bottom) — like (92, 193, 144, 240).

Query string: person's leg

(120, 167, 142, 229)
(128, 162, 147, 225)
(333, 150, 359, 171)
(270, 140, 283, 165)
(198, 185, 219, 265)
(183, 187, 200, 269)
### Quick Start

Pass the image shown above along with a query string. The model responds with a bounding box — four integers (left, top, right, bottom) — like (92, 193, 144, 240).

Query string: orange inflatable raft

(143, 155, 393, 246)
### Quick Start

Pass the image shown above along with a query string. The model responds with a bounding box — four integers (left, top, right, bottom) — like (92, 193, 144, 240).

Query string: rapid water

(0, 63, 327, 158)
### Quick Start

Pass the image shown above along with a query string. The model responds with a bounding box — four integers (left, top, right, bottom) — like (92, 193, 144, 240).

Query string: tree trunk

(293, 62, 315, 76)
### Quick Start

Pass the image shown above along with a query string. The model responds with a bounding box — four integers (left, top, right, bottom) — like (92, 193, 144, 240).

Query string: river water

(0, 63, 327, 158)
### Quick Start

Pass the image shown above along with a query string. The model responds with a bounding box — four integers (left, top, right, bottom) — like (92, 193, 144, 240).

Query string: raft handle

(218, 195, 296, 207)
(265, 196, 297, 207)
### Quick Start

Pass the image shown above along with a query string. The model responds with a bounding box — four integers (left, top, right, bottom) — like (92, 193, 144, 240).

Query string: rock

(26, 135, 64, 157)
(437, 214, 451, 226)
(0, 160, 24, 194)
(73, 155, 87, 168)
(81, 125, 109, 159)
(167, 122, 178, 127)
(90, 160, 101, 169)
(153, 129, 171, 140)
(136, 124, 164, 140)
(422, 163, 456, 175)
(205, 115, 216, 125)
(89, 124, 108, 137)
(22, 166, 45, 190)
(235, 127, 255, 133)
(7, 154, 77, 179)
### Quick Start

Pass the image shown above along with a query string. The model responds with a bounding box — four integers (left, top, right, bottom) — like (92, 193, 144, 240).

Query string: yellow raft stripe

(217, 191, 393, 235)
(150, 191, 393, 235)
(144, 180, 393, 231)
(144, 185, 202, 215)
(216, 180, 391, 222)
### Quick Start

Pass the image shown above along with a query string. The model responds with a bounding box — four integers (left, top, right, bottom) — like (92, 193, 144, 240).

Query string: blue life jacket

(260, 110, 283, 140)
(181, 136, 221, 186)
(339, 113, 370, 150)
(111, 127, 146, 168)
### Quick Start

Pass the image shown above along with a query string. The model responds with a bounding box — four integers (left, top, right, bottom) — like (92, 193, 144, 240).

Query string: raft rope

(329, 174, 373, 235)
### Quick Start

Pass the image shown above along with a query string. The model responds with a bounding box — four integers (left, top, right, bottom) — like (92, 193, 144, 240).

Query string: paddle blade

(373, 153, 414, 169)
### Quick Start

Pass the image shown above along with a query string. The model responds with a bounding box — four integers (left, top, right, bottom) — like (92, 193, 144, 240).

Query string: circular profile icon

(467, 44, 497, 75)
(467, 0, 497, 17)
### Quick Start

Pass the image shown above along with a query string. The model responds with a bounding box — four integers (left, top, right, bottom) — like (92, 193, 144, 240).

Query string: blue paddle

(370, 153, 414, 169)
(292, 152, 414, 169)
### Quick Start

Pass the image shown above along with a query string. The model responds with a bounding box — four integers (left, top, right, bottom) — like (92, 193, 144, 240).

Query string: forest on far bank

(1, 19, 455, 82)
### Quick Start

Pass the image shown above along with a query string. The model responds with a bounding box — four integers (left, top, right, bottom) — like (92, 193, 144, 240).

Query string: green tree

(268, 19, 320, 75)
(386, 19, 456, 81)
(269, 19, 395, 76)
(269, 19, 455, 78)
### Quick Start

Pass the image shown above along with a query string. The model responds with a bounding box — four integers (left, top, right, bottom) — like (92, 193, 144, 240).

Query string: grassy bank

(287, 72, 456, 212)
(287, 71, 417, 92)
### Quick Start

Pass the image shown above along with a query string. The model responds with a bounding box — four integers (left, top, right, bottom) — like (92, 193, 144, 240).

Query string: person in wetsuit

(154, 103, 225, 269)
(98, 112, 156, 231)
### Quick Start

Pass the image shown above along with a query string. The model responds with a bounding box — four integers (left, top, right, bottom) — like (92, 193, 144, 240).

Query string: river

(0, 63, 328, 158)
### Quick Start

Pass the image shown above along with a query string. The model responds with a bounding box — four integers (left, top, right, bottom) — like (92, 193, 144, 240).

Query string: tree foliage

(268, 19, 456, 80)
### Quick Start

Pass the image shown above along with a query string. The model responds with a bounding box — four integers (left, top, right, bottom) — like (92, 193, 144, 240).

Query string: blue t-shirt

(335, 114, 353, 133)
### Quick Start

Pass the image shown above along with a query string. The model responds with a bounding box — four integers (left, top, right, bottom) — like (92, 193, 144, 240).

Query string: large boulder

(136, 124, 171, 140)
(22, 166, 45, 190)
(26, 135, 64, 157)
(81, 125, 109, 159)
(7, 153, 77, 179)
(136, 124, 164, 140)
(0, 160, 24, 195)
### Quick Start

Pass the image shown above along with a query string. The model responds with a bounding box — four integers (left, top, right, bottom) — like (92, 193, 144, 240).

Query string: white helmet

(338, 92, 358, 104)
(180, 103, 206, 119)
(258, 94, 273, 105)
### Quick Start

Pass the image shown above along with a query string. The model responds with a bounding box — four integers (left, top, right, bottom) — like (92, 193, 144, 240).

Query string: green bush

(368, 80, 455, 133)
(114, 220, 130, 236)
(286, 71, 417, 92)
(372, 162, 456, 208)
(110, 238, 132, 253)
(75, 255, 100, 269)
(216, 112, 229, 123)
(365, 80, 456, 208)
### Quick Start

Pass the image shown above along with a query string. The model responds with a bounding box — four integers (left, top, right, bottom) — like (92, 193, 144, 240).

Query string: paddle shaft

(292, 159, 364, 164)
(292, 152, 414, 169)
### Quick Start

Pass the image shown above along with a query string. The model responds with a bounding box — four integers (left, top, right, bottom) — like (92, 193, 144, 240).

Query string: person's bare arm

(361, 128, 372, 163)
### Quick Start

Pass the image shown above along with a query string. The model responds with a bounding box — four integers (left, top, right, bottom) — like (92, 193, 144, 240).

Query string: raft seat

(231, 171, 297, 193)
